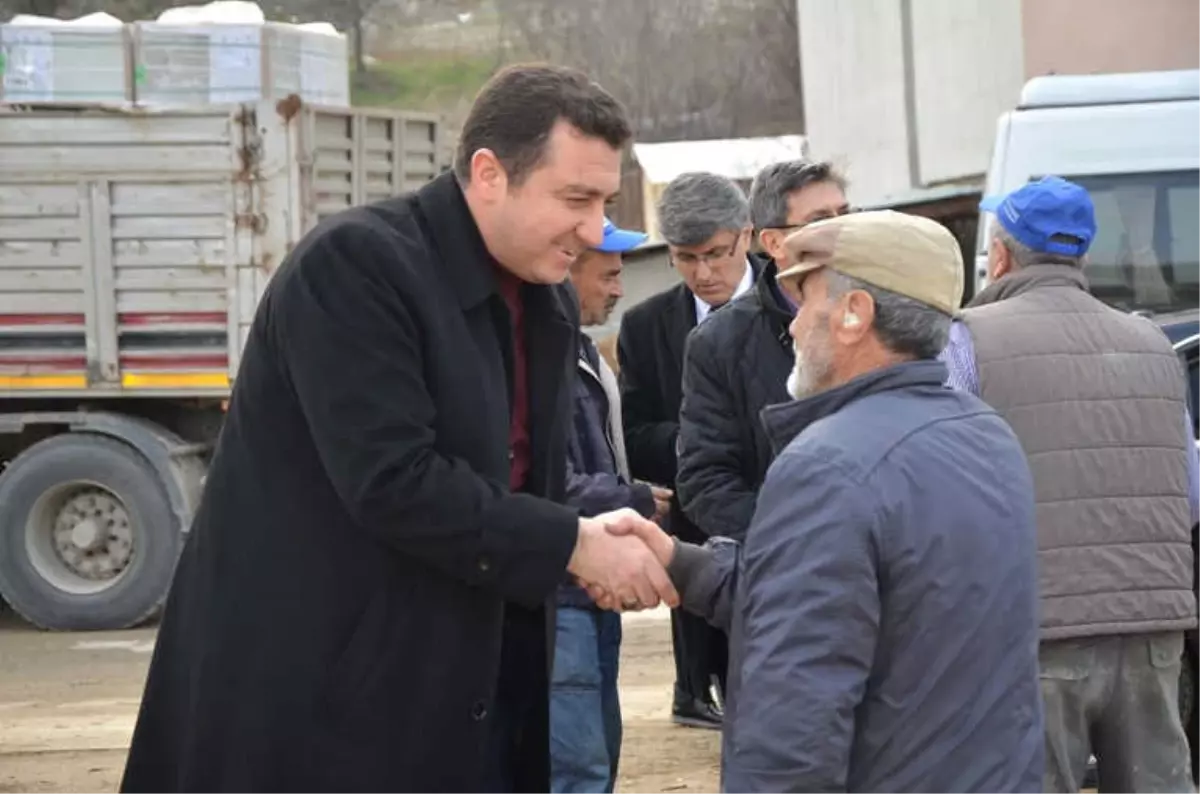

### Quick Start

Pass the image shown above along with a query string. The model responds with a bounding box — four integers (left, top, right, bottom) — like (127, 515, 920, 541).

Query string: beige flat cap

(777, 210, 964, 315)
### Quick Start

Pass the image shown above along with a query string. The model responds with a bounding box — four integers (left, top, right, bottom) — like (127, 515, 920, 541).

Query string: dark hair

(454, 63, 632, 186)
(749, 160, 846, 229)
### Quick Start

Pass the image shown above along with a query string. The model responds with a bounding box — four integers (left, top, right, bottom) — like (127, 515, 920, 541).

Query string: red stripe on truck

(0, 355, 86, 371)
(119, 354, 228, 369)
(0, 354, 228, 370)
(119, 313, 227, 326)
(0, 314, 86, 326)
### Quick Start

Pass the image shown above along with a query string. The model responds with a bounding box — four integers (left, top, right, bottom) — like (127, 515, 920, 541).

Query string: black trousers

(669, 506, 728, 706)
(670, 608, 727, 706)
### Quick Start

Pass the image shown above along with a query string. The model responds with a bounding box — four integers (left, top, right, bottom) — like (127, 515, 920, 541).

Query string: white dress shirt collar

(694, 257, 754, 324)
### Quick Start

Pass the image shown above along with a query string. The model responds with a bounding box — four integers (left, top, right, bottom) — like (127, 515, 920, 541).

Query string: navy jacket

(559, 334, 655, 608)
(669, 360, 1045, 792)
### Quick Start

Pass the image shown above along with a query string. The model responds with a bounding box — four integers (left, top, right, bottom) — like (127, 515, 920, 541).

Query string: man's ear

(758, 228, 781, 260)
(989, 235, 1012, 281)
(469, 148, 507, 202)
(835, 290, 875, 343)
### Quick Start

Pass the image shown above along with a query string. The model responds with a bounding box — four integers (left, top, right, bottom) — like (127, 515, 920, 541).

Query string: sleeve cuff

(667, 538, 712, 596)
(631, 482, 656, 519)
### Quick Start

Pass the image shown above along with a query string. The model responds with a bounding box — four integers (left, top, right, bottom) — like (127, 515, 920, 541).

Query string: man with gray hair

(601, 210, 1045, 791)
(677, 160, 849, 542)
(618, 172, 759, 728)
(945, 176, 1198, 792)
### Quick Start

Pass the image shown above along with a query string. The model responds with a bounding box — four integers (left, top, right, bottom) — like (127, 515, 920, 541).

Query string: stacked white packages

(133, 1, 349, 107)
(0, 12, 130, 104)
(0, 1, 350, 107)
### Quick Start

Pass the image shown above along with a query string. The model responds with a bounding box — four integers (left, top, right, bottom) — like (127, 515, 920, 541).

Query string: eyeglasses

(670, 240, 742, 268)
(672, 233, 744, 271)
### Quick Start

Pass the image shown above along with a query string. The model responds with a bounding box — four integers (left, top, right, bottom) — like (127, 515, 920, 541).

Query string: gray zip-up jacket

(669, 361, 1044, 792)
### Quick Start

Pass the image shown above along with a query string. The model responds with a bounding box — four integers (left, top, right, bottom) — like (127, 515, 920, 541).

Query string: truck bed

(0, 100, 441, 398)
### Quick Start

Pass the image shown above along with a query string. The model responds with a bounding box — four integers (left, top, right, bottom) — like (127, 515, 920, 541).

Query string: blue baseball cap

(594, 217, 647, 253)
(979, 176, 1096, 257)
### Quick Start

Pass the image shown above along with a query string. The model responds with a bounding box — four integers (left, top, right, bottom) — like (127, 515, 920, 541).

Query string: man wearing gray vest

(944, 175, 1199, 793)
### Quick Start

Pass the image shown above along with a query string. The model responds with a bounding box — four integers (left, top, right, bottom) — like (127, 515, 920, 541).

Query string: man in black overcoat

(119, 64, 677, 794)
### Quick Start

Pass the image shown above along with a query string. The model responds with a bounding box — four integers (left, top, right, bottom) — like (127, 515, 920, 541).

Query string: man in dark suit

(617, 172, 759, 729)
(119, 64, 677, 793)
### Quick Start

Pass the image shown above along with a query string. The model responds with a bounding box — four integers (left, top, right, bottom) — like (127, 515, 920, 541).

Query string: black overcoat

(120, 173, 581, 792)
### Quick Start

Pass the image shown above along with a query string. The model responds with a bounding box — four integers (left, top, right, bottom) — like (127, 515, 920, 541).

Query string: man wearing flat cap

(594, 210, 1045, 792)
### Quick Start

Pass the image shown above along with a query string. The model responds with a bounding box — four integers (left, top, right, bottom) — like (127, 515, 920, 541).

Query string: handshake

(567, 508, 679, 612)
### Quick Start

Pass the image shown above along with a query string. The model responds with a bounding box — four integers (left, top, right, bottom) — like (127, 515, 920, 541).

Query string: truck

(0, 97, 443, 631)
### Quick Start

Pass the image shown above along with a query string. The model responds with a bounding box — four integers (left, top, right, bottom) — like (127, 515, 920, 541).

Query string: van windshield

(1067, 170, 1199, 315)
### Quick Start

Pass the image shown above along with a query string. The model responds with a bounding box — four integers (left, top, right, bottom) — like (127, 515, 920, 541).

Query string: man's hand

(607, 512, 675, 564)
(568, 509, 679, 612)
(584, 515, 677, 610)
(650, 485, 673, 524)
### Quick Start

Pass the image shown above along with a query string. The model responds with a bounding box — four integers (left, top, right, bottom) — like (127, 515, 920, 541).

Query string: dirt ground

(0, 606, 719, 794)
(0, 601, 1134, 794)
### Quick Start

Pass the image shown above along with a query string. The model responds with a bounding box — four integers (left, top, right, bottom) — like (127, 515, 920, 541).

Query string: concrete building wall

(798, 0, 1024, 207)
(797, 0, 911, 206)
(1022, 0, 1199, 78)
(910, 0, 1024, 185)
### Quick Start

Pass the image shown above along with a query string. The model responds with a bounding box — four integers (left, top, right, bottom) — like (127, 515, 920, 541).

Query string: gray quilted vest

(962, 265, 1195, 640)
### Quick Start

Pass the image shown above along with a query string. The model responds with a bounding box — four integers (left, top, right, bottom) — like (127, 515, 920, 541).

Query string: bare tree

(259, 0, 378, 73)
(733, 0, 804, 133)
(0, 0, 203, 19)
(497, 0, 802, 143)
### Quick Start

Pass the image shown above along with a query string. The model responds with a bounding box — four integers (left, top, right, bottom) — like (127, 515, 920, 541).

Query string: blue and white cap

(594, 217, 647, 253)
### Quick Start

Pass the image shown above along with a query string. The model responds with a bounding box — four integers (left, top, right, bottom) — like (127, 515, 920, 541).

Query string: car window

(1066, 170, 1199, 316)
(1177, 338, 1200, 438)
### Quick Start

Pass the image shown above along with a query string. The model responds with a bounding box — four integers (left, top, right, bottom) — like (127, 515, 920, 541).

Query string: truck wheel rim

(25, 482, 135, 595)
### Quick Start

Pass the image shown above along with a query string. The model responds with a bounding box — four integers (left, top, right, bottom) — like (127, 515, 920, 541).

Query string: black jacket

(677, 258, 794, 540)
(617, 257, 766, 543)
(120, 172, 580, 792)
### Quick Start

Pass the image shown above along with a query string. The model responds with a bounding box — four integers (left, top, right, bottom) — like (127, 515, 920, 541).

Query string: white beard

(786, 367, 805, 400)
(786, 337, 832, 400)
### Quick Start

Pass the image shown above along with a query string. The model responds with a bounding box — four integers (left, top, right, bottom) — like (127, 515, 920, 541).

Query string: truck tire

(0, 433, 180, 631)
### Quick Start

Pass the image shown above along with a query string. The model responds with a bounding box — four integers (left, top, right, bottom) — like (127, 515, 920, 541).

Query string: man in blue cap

(552, 218, 672, 793)
(943, 176, 1198, 792)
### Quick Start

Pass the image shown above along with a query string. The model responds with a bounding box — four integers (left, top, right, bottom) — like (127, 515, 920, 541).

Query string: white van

(975, 69, 1199, 316)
